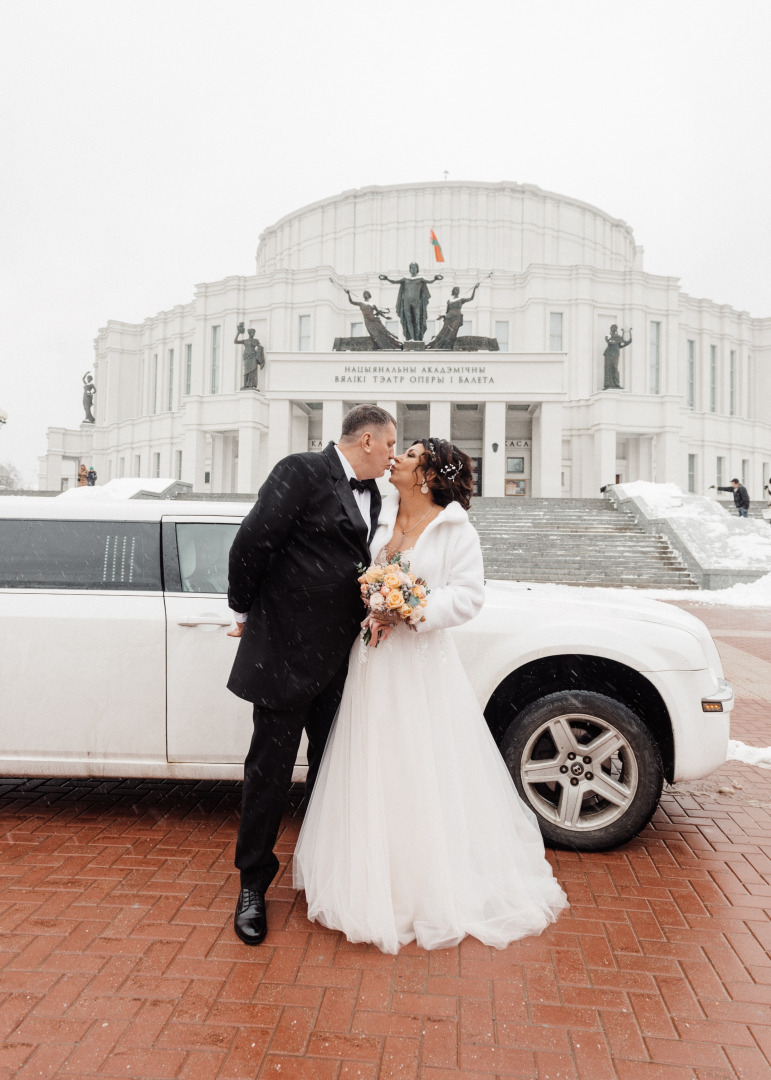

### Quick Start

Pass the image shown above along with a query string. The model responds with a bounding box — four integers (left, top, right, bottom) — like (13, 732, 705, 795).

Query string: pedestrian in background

(711, 478, 750, 518)
(86, 467, 97, 487)
(76, 464, 88, 487)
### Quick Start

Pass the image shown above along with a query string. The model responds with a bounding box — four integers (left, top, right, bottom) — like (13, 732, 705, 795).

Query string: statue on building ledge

(235, 324, 266, 389)
(603, 324, 632, 389)
(426, 283, 481, 351)
(82, 372, 96, 422)
(378, 262, 443, 342)
(344, 289, 403, 351)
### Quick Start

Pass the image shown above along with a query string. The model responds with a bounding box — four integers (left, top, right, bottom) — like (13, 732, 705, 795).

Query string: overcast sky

(2, 0, 770, 484)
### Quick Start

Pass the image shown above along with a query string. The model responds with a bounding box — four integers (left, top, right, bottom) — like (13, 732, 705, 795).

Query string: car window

(176, 522, 239, 594)
(0, 519, 162, 591)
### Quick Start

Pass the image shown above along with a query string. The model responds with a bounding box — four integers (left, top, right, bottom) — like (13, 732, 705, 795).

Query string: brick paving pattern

(1, 600, 769, 1079)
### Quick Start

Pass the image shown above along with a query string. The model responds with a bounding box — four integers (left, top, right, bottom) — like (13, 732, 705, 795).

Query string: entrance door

(470, 457, 482, 497)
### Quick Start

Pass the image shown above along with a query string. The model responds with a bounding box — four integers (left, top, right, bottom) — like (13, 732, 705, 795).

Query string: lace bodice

(375, 546, 414, 566)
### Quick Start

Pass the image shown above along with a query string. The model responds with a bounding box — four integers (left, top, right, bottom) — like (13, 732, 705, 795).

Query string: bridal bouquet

(357, 553, 429, 645)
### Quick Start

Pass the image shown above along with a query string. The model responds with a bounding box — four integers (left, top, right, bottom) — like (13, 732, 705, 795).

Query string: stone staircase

(469, 497, 697, 588)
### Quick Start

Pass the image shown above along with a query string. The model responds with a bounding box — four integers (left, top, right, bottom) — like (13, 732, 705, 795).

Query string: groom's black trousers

(235, 659, 349, 893)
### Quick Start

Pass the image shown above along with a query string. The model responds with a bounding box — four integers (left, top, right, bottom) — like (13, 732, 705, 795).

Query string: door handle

(177, 616, 233, 627)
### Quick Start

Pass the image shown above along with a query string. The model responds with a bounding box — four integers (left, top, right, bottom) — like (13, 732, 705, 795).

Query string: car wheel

(500, 690, 664, 851)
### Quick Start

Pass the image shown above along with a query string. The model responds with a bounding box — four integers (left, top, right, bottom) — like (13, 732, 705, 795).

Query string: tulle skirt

(293, 625, 568, 953)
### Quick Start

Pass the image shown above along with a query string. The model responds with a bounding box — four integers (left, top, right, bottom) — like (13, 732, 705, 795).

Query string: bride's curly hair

(411, 437, 474, 510)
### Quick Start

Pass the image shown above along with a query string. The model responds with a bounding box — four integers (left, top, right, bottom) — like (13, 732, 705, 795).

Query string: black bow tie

(349, 477, 374, 494)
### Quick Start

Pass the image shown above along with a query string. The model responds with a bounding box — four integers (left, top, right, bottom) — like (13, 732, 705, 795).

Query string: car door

(163, 517, 255, 763)
(0, 515, 167, 774)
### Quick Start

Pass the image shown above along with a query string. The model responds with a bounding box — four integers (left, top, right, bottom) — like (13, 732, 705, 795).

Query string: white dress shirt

(335, 445, 371, 530)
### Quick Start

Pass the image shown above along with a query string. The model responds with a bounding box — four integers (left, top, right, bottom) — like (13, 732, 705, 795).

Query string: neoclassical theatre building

(41, 181, 771, 498)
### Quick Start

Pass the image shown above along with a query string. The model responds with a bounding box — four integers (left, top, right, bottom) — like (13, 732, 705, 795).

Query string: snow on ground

(500, 572, 771, 607)
(614, 481, 771, 571)
(57, 478, 181, 501)
(727, 740, 771, 769)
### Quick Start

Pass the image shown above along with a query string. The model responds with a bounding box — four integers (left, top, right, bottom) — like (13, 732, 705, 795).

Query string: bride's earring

(420, 481, 429, 494)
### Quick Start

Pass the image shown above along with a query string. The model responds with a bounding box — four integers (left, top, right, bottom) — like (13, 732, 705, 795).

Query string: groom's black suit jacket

(227, 442, 382, 710)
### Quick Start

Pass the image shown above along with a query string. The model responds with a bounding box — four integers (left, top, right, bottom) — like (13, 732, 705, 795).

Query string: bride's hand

(362, 613, 397, 648)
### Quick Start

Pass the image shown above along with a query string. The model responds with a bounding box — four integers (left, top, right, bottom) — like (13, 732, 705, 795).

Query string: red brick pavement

(1, 601, 770, 1079)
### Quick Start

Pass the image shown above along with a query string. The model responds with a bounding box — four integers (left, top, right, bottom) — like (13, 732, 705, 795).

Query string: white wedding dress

(293, 507, 568, 954)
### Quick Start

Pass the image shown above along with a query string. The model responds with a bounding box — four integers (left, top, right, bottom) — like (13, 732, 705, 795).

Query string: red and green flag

(430, 229, 444, 263)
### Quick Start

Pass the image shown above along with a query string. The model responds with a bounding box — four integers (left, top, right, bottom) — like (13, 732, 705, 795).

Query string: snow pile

(614, 481, 771, 571)
(727, 740, 771, 769)
(57, 478, 183, 501)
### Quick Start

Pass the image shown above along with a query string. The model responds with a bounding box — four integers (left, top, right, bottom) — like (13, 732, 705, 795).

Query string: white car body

(0, 496, 731, 842)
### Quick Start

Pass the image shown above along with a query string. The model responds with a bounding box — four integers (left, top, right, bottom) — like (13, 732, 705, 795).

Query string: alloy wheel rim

(518, 711, 639, 831)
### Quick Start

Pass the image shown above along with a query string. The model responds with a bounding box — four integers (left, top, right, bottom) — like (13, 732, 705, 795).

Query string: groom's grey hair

(339, 404, 396, 441)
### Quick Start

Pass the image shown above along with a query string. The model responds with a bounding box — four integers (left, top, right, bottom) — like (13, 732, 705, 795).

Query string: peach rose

(386, 589, 403, 608)
(399, 603, 412, 617)
(366, 567, 384, 584)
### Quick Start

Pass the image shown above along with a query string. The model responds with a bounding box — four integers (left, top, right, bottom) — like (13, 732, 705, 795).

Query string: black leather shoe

(233, 887, 267, 945)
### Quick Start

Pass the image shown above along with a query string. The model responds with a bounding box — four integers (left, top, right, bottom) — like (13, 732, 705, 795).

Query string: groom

(227, 403, 397, 944)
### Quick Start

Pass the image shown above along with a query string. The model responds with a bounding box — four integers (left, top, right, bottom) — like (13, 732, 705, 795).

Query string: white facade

(40, 181, 771, 498)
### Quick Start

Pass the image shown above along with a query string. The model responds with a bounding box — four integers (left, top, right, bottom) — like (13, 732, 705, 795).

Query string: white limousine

(0, 495, 732, 851)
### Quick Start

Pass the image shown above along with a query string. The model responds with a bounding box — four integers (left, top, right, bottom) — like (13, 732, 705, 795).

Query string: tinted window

(176, 522, 239, 594)
(0, 520, 162, 590)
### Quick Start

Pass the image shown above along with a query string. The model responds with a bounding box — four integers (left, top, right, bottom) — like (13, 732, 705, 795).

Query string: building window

(184, 343, 192, 395)
(298, 315, 311, 351)
(175, 450, 183, 480)
(167, 348, 174, 411)
(153, 452, 161, 478)
(649, 322, 661, 395)
(386, 320, 400, 337)
(741, 459, 749, 486)
(688, 454, 696, 493)
(119, 457, 125, 478)
(549, 312, 563, 351)
(351, 322, 363, 336)
(710, 345, 717, 412)
(495, 322, 509, 351)
(686, 340, 695, 409)
(152, 353, 158, 414)
(108, 461, 113, 481)
(729, 350, 736, 416)
(134, 454, 141, 477)
(210, 326, 221, 394)
(457, 319, 472, 337)
(716, 455, 725, 488)
(748, 354, 752, 417)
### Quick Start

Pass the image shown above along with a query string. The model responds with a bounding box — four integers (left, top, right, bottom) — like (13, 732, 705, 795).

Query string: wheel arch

(484, 654, 675, 783)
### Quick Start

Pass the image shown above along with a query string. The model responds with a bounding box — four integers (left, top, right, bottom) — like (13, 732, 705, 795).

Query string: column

(531, 402, 563, 497)
(237, 425, 261, 494)
(376, 400, 399, 425)
(594, 426, 616, 491)
(429, 401, 452, 441)
(210, 433, 226, 493)
(182, 427, 207, 492)
(654, 429, 683, 486)
(268, 399, 293, 468)
(321, 399, 344, 446)
(482, 401, 506, 497)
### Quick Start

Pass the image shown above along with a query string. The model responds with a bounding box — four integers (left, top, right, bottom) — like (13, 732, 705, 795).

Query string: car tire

(500, 690, 664, 851)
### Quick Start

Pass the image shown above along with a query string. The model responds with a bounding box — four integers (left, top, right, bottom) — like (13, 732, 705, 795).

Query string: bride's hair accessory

(412, 436, 475, 511)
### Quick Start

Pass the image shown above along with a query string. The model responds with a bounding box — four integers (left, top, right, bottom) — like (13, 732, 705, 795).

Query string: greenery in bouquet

(356, 553, 429, 645)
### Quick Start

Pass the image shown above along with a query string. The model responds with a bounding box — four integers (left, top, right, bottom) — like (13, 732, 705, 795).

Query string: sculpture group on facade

(334, 265, 495, 352)
(235, 324, 266, 389)
(602, 325, 632, 389)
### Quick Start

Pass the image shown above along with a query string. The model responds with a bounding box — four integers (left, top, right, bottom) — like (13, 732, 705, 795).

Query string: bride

(293, 437, 568, 953)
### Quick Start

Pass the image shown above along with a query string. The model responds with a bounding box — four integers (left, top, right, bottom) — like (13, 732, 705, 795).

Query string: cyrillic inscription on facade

(333, 364, 495, 385)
